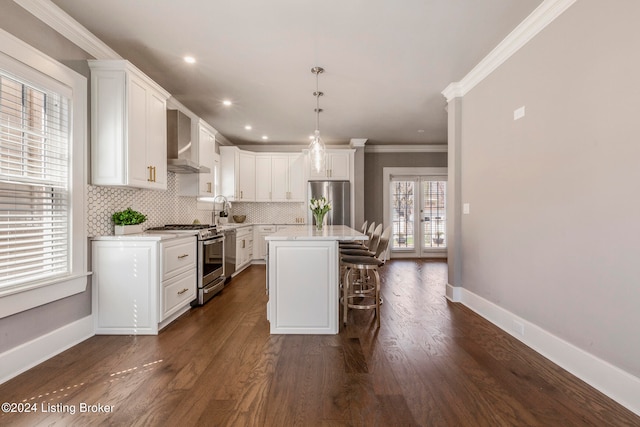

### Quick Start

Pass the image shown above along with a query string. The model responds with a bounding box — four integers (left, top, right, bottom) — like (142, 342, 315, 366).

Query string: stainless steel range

(147, 224, 225, 305)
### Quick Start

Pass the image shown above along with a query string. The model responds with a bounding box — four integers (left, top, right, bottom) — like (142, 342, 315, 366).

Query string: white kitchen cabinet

(254, 153, 305, 202)
(255, 155, 272, 201)
(92, 235, 196, 335)
(220, 146, 255, 201)
(254, 225, 277, 261)
(308, 150, 352, 181)
(89, 60, 170, 190)
(235, 226, 253, 272)
(178, 120, 218, 197)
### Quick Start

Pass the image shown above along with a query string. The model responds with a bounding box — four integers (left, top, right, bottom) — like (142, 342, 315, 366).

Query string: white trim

(446, 283, 463, 302)
(349, 138, 368, 148)
(456, 287, 640, 417)
(442, 0, 577, 102)
(0, 315, 94, 385)
(366, 144, 447, 153)
(13, 0, 122, 59)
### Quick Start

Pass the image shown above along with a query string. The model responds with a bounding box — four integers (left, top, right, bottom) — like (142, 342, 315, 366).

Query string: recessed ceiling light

(245, 125, 252, 131)
(417, 129, 425, 133)
(261, 135, 268, 140)
(184, 56, 196, 64)
(222, 99, 232, 106)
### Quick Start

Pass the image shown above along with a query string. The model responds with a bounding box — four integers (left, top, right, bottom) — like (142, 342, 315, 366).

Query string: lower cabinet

(92, 235, 197, 335)
(254, 225, 277, 261)
(235, 226, 253, 273)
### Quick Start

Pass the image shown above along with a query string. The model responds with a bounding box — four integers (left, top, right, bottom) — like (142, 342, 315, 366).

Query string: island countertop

(265, 225, 367, 242)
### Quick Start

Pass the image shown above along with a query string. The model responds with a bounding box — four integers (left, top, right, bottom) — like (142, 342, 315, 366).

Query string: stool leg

(373, 268, 381, 328)
(343, 267, 351, 325)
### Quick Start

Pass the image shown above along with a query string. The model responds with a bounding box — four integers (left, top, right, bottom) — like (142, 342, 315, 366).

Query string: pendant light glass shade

(308, 66, 326, 174)
(309, 129, 326, 173)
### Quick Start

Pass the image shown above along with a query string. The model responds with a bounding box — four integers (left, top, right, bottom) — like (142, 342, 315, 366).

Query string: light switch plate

(514, 106, 525, 120)
(463, 203, 470, 214)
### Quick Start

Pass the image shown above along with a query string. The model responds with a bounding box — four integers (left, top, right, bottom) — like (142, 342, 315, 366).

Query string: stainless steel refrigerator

(308, 180, 351, 227)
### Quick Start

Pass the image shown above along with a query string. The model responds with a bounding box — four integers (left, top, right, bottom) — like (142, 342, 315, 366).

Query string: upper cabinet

(256, 153, 305, 202)
(220, 146, 255, 201)
(89, 60, 170, 190)
(177, 120, 218, 197)
(308, 150, 352, 181)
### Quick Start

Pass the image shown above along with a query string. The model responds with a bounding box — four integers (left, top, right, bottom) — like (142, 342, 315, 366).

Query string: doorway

(383, 168, 447, 258)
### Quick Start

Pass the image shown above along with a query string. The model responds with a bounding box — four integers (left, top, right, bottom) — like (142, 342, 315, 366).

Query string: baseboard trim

(0, 315, 94, 385)
(456, 287, 640, 416)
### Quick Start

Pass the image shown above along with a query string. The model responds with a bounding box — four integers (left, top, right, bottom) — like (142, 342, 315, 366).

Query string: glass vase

(313, 212, 326, 231)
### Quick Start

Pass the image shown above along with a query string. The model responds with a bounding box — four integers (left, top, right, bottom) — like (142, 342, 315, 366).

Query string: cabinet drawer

(162, 236, 197, 280)
(162, 268, 196, 320)
(258, 225, 276, 233)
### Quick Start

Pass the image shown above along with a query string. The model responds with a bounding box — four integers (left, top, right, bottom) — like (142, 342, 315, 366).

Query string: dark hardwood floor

(1, 260, 638, 426)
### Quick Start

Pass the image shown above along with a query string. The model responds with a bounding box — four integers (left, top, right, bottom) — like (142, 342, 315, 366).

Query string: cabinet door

(198, 127, 215, 196)
(271, 155, 289, 201)
(308, 151, 327, 179)
(147, 89, 168, 189)
(288, 154, 305, 201)
(127, 75, 149, 188)
(327, 152, 350, 180)
(238, 152, 255, 200)
(255, 155, 272, 201)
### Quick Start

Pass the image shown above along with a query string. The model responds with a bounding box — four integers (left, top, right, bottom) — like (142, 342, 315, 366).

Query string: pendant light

(308, 66, 326, 174)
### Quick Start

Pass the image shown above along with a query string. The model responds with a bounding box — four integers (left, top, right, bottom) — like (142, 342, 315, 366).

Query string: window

(0, 29, 87, 318)
(0, 73, 71, 288)
(383, 167, 447, 258)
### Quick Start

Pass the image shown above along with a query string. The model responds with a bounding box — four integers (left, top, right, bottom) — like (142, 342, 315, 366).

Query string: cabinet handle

(269, 191, 272, 199)
(178, 254, 189, 259)
(242, 239, 245, 249)
(153, 166, 157, 182)
(177, 288, 189, 295)
(240, 190, 243, 199)
(207, 182, 212, 193)
(148, 166, 153, 182)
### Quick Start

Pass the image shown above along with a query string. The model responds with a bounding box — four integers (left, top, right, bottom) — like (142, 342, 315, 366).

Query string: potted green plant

(433, 231, 444, 245)
(112, 207, 147, 235)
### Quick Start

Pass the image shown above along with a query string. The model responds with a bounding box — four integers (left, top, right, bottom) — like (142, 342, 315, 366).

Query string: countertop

(265, 225, 367, 241)
(91, 232, 197, 241)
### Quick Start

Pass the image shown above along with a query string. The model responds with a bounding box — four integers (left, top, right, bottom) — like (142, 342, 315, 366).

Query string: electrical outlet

(514, 106, 525, 120)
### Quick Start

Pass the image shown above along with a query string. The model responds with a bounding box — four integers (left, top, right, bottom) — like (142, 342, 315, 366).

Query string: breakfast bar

(265, 225, 367, 334)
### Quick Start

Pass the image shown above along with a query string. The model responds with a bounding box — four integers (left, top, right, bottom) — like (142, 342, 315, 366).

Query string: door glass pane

(422, 180, 446, 248)
(391, 180, 414, 249)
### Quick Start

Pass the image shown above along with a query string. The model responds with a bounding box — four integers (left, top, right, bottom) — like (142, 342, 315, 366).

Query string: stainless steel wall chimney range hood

(166, 109, 211, 173)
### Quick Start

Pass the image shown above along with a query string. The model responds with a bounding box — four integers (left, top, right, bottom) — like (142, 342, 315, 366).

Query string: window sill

(0, 273, 91, 319)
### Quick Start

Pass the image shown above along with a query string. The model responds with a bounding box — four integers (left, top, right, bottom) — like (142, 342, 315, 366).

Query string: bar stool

(341, 227, 391, 327)
(340, 223, 380, 251)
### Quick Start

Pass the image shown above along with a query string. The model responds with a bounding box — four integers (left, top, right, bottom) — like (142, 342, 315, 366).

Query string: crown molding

(365, 145, 447, 154)
(349, 138, 368, 148)
(442, 0, 577, 102)
(14, 0, 121, 60)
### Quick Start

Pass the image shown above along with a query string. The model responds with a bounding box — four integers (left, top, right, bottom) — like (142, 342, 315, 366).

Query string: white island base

(266, 225, 366, 334)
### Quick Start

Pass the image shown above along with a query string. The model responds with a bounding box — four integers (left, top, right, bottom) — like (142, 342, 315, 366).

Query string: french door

(390, 176, 447, 257)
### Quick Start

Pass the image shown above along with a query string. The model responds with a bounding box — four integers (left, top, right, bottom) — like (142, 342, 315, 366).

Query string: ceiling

(50, 0, 542, 147)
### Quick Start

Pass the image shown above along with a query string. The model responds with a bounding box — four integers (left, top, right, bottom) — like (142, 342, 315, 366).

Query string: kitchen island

(265, 225, 367, 334)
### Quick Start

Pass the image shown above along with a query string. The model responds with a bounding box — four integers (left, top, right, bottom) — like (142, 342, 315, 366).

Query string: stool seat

(340, 248, 375, 257)
(341, 255, 384, 267)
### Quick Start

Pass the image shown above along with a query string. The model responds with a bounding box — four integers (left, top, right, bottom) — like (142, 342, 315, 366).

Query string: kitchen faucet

(212, 195, 231, 223)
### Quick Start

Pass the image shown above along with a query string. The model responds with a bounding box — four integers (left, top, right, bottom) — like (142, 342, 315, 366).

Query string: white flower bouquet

(310, 196, 331, 230)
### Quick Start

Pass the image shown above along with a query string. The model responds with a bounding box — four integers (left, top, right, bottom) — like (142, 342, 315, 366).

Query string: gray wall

(0, 3, 94, 353)
(458, 0, 640, 376)
(364, 152, 447, 226)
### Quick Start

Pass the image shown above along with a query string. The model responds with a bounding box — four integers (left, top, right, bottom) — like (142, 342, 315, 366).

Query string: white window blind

(0, 72, 71, 289)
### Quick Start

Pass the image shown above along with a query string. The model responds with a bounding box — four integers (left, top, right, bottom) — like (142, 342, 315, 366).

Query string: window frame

(0, 28, 88, 319)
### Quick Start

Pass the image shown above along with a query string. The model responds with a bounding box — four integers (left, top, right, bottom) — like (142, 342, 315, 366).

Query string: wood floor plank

(1, 261, 638, 426)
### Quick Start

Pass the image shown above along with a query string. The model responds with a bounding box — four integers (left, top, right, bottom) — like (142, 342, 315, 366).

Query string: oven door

(201, 234, 225, 287)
